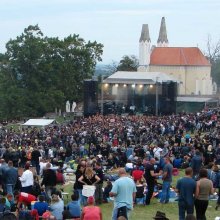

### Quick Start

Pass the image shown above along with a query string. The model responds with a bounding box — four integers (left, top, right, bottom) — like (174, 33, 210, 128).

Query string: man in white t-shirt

(19, 163, 33, 194)
(153, 145, 162, 160)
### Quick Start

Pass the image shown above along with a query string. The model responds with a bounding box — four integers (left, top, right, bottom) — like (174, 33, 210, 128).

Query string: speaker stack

(83, 79, 98, 117)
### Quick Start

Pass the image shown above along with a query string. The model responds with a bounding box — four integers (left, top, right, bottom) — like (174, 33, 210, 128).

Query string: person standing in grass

(195, 168, 214, 220)
(176, 167, 196, 220)
(160, 157, 173, 204)
(109, 168, 136, 220)
(144, 158, 161, 205)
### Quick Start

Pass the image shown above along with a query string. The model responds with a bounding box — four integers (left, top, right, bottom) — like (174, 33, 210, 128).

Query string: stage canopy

(103, 71, 180, 84)
(22, 119, 55, 126)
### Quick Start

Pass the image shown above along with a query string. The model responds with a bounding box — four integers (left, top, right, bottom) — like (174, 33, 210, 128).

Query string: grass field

(62, 170, 220, 220)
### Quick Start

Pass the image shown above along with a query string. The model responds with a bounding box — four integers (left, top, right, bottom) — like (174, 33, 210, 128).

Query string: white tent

(22, 119, 55, 127)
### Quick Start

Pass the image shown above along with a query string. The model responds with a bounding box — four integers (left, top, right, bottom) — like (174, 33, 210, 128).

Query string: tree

(117, 55, 139, 71)
(204, 35, 220, 85)
(0, 25, 103, 119)
(205, 35, 220, 64)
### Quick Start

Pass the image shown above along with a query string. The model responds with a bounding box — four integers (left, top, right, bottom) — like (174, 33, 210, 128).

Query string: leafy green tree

(0, 25, 103, 120)
(117, 55, 139, 71)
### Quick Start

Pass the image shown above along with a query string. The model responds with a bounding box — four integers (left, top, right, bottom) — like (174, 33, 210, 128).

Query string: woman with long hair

(78, 167, 100, 205)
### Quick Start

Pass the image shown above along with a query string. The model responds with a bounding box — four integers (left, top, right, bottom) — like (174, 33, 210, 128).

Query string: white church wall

(138, 41, 151, 72)
(149, 65, 211, 95)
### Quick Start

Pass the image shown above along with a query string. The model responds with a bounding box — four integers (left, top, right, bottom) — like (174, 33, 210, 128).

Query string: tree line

(0, 25, 103, 120)
(0, 25, 219, 121)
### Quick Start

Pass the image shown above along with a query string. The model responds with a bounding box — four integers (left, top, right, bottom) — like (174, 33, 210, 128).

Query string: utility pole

(101, 75, 104, 115)
(155, 77, 159, 116)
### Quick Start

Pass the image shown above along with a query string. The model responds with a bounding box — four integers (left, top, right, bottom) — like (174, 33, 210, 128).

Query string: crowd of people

(0, 107, 220, 219)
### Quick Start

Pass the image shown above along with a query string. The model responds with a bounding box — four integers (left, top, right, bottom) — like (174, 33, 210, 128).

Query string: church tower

(138, 24, 151, 72)
(157, 17, 169, 47)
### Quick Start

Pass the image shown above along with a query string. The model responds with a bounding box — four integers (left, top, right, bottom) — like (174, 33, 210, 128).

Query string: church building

(138, 17, 215, 96)
(101, 17, 218, 114)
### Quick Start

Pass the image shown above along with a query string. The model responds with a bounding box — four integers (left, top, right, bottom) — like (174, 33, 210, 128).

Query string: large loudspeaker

(160, 82, 177, 115)
(84, 79, 98, 116)
(167, 82, 177, 100)
(162, 83, 168, 97)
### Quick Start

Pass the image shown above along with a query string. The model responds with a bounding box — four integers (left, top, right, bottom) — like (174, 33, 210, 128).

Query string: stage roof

(103, 71, 180, 84)
(177, 96, 218, 103)
(22, 119, 55, 126)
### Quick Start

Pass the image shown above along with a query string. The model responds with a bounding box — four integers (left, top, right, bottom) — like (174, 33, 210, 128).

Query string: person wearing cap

(19, 162, 34, 194)
(153, 211, 169, 220)
(81, 196, 102, 220)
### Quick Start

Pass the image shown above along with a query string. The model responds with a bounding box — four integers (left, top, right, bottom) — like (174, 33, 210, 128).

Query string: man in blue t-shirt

(160, 157, 173, 204)
(110, 168, 136, 220)
(176, 167, 196, 220)
(33, 195, 49, 216)
(65, 193, 81, 218)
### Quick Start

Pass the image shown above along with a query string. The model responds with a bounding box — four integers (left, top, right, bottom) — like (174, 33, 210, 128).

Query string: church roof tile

(150, 47, 210, 66)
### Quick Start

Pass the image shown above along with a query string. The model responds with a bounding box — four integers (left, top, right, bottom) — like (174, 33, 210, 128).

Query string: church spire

(157, 17, 169, 47)
(139, 24, 151, 42)
(138, 24, 151, 72)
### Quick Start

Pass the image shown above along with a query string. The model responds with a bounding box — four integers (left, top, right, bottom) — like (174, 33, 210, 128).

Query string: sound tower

(84, 79, 98, 116)
(167, 82, 177, 101)
(160, 82, 177, 115)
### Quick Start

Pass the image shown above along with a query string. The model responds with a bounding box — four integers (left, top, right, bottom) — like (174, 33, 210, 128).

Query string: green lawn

(63, 170, 220, 220)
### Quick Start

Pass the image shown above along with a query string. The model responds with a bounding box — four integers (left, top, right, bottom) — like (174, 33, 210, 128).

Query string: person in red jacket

(14, 191, 36, 210)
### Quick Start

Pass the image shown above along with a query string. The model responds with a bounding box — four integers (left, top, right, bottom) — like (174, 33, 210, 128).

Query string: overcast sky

(0, 0, 220, 64)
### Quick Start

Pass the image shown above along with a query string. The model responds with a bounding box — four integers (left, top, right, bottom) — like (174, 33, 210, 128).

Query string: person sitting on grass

(135, 179, 145, 205)
(63, 191, 81, 219)
(50, 193, 64, 220)
(0, 197, 10, 212)
(33, 195, 49, 216)
(103, 180, 112, 203)
(81, 196, 102, 220)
